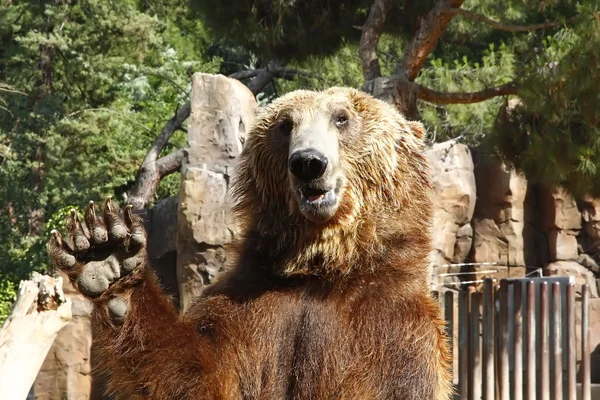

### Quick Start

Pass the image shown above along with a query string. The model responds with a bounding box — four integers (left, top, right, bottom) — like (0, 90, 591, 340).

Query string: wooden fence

(441, 277, 591, 400)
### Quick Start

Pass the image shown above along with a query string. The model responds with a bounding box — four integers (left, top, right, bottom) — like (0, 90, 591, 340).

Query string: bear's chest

(232, 295, 412, 400)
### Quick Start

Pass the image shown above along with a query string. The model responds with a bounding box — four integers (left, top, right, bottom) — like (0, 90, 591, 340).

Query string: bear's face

(233, 87, 429, 242)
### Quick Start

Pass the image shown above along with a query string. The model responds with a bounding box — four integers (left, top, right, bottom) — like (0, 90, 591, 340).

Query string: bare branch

(228, 69, 264, 80)
(398, 0, 464, 81)
(0, 83, 26, 96)
(230, 66, 320, 93)
(359, 0, 392, 81)
(246, 69, 275, 95)
(127, 102, 191, 210)
(447, 8, 570, 32)
(271, 67, 321, 80)
(417, 81, 518, 104)
(244, 62, 321, 95)
(143, 102, 190, 167)
(157, 148, 185, 178)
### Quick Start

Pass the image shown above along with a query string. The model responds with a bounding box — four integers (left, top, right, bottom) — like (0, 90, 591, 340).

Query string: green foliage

(0, 279, 17, 325)
(489, 5, 600, 197)
(0, 0, 219, 299)
(417, 42, 517, 144)
(188, 0, 440, 63)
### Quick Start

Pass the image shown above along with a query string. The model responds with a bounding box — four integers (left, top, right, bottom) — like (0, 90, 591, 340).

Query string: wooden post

(552, 282, 563, 400)
(499, 280, 510, 400)
(482, 278, 495, 400)
(582, 284, 591, 400)
(566, 283, 576, 400)
(513, 280, 523, 400)
(0, 272, 72, 400)
(525, 281, 536, 400)
(459, 289, 469, 399)
(539, 282, 549, 400)
(469, 290, 481, 400)
(444, 290, 454, 385)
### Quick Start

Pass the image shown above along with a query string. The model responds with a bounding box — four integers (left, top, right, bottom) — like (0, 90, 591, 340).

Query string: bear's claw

(47, 198, 147, 298)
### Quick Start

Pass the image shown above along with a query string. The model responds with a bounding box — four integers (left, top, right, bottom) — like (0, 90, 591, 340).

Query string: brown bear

(48, 87, 453, 399)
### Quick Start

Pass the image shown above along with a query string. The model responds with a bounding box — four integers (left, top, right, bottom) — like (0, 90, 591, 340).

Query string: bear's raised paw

(47, 197, 147, 298)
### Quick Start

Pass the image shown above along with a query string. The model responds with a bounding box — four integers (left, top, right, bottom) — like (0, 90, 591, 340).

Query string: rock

(539, 185, 581, 231)
(176, 73, 257, 312)
(547, 261, 599, 298)
(547, 230, 579, 261)
(425, 140, 476, 275)
(578, 197, 600, 269)
(32, 273, 93, 400)
(471, 158, 530, 269)
(538, 185, 581, 262)
(453, 224, 473, 264)
(578, 253, 600, 275)
(145, 196, 179, 303)
(145, 196, 178, 262)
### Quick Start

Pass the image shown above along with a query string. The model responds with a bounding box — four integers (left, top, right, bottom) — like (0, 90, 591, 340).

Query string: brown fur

(77, 88, 452, 399)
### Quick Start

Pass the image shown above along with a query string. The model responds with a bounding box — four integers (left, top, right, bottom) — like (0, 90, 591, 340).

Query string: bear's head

(232, 87, 433, 278)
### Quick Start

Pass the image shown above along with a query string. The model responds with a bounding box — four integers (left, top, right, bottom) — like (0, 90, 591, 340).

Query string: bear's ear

(406, 120, 425, 140)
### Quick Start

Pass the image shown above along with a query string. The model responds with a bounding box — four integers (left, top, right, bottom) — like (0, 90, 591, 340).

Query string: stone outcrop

(470, 157, 532, 282)
(425, 141, 476, 287)
(32, 274, 93, 399)
(539, 185, 581, 261)
(144, 196, 179, 302)
(547, 260, 599, 298)
(176, 73, 257, 312)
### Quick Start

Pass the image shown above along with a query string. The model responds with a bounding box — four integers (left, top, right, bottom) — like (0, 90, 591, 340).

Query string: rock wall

(32, 274, 94, 399)
(425, 141, 476, 286)
(175, 73, 257, 312)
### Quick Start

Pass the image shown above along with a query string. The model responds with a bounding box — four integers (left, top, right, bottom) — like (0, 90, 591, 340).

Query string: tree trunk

(0, 272, 72, 400)
(362, 74, 420, 120)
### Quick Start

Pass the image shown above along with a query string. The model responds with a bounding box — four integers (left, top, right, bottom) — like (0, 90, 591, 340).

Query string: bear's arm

(47, 199, 234, 399)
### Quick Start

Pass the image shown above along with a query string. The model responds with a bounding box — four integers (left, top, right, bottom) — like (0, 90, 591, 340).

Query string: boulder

(145, 196, 179, 303)
(425, 140, 476, 287)
(32, 274, 93, 400)
(471, 158, 530, 268)
(176, 73, 257, 312)
(547, 261, 599, 298)
(538, 185, 581, 261)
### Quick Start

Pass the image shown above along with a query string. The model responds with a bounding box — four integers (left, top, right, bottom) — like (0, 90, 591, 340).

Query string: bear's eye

(334, 115, 349, 127)
(275, 118, 293, 136)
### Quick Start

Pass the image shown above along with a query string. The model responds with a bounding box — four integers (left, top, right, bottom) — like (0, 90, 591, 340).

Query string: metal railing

(442, 277, 591, 399)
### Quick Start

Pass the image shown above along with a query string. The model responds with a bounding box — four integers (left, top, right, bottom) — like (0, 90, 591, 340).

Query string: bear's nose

(288, 149, 328, 181)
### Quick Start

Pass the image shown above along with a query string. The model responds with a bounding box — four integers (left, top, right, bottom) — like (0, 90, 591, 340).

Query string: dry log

(0, 272, 72, 400)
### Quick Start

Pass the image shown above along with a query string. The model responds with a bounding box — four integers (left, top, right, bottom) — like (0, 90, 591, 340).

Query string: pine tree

(0, 0, 219, 309)
(190, 0, 600, 197)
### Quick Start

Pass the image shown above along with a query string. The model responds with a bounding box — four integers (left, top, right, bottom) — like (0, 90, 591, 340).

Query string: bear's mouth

(300, 187, 330, 203)
(294, 179, 342, 223)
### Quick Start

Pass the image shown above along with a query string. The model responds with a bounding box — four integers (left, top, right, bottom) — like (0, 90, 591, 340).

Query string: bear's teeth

(308, 194, 324, 202)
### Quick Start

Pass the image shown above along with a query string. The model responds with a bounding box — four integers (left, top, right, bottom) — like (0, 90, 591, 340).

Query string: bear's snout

(288, 148, 328, 182)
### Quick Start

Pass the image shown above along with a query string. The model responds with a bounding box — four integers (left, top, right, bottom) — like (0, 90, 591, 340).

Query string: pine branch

(359, 0, 392, 81)
(447, 8, 570, 32)
(417, 82, 518, 104)
(398, 0, 465, 81)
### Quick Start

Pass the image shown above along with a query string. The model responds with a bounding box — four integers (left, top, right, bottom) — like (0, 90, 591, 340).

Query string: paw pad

(47, 198, 147, 298)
